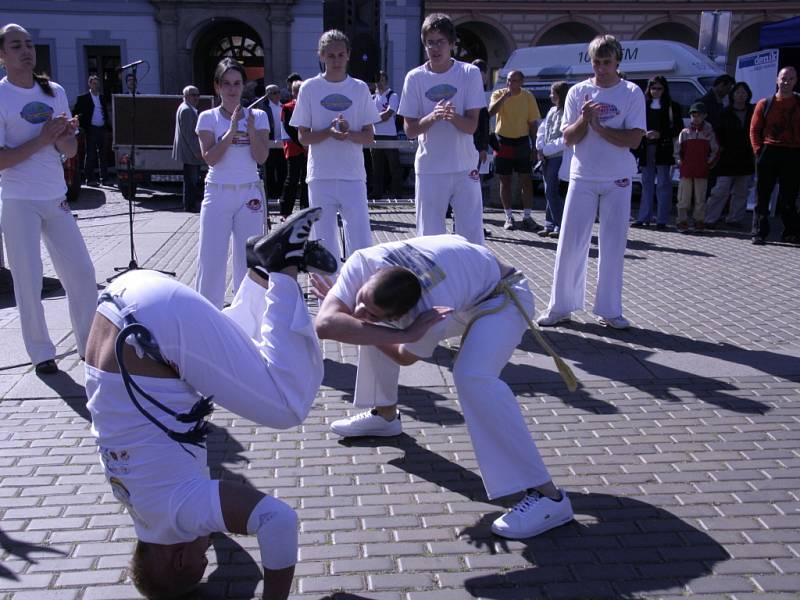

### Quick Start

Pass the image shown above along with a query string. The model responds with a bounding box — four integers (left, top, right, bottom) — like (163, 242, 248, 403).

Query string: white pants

(547, 178, 631, 319)
(100, 269, 323, 427)
(354, 278, 551, 499)
(0, 196, 97, 364)
(308, 179, 373, 272)
(705, 174, 753, 225)
(196, 181, 265, 309)
(415, 172, 485, 245)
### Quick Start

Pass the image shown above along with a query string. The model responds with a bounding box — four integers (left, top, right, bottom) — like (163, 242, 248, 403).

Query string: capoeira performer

(536, 35, 645, 330)
(314, 234, 576, 539)
(85, 208, 336, 599)
(398, 13, 486, 244)
(0, 23, 97, 374)
(290, 29, 379, 271)
(196, 57, 270, 308)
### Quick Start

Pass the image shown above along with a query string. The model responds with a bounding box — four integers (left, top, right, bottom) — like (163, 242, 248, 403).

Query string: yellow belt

(458, 271, 579, 392)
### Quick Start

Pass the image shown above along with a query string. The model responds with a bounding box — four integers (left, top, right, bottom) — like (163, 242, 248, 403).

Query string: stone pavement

(0, 185, 798, 600)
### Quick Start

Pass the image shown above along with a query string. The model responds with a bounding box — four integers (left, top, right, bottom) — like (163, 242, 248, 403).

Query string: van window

(669, 81, 706, 118)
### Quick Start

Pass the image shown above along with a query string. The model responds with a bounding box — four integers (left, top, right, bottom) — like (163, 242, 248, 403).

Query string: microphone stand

(108, 62, 175, 282)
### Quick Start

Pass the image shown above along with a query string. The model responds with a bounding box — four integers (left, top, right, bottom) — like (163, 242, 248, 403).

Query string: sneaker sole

(537, 316, 570, 327)
(491, 512, 574, 539)
(598, 318, 630, 330)
(330, 423, 403, 437)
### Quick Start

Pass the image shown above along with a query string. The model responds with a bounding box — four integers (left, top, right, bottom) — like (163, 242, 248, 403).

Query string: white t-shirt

(290, 74, 379, 182)
(561, 78, 646, 181)
(86, 366, 226, 544)
(196, 107, 269, 184)
(398, 60, 485, 175)
(0, 77, 70, 200)
(90, 93, 105, 127)
(373, 88, 399, 137)
(268, 100, 285, 141)
(330, 235, 500, 358)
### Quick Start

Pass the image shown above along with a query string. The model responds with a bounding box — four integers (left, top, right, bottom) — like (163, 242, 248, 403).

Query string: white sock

(524, 208, 532, 219)
(504, 209, 513, 219)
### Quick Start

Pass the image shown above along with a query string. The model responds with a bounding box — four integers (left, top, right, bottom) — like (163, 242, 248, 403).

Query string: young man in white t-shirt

(290, 29, 380, 272)
(370, 70, 403, 199)
(85, 208, 336, 600)
(398, 13, 486, 244)
(537, 35, 646, 330)
(313, 235, 574, 540)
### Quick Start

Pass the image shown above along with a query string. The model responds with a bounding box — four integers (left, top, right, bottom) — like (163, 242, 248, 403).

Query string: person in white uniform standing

(195, 58, 270, 308)
(290, 29, 379, 272)
(536, 35, 645, 330)
(313, 235, 574, 540)
(85, 207, 336, 600)
(398, 13, 486, 245)
(0, 23, 97, 375)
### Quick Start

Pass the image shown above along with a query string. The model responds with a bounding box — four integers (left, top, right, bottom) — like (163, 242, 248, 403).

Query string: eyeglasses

(424, 38, 450, 49)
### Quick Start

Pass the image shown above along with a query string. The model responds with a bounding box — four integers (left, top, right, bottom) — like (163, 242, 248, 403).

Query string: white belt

(205, 181, 260, 190)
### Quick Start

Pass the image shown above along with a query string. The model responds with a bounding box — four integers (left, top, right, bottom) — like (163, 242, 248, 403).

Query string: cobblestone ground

(0, 187, 798, 599)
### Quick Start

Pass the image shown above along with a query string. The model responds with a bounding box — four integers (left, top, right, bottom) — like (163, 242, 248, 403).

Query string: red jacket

(675, 121, 719, 179)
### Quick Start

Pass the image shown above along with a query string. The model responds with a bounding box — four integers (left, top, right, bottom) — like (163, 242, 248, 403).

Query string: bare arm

(297, 125, 333, 146)
(375, 343, 422, 366)
(448, 107, 480, 135)
(247, 112, 270, 163)
(345, 123, 374, 145)
(379, 106, 395, 122)
(219, 481, 294, 600)
(488, 89, 509, 117)
(590, 118, 645, 149)
(0, 115, 72, 169)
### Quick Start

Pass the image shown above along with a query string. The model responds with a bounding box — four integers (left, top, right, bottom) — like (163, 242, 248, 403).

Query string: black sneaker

(752, 236, 766, 246)
(35, 359, 59, 375)
(246, 207, 334, 274)
(299, 240, 338, 274)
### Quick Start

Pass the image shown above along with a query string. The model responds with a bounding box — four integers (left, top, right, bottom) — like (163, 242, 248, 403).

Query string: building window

(209, 34, 264, 60)
(85, 45, 122, 94)
(35, 44, 52, 77)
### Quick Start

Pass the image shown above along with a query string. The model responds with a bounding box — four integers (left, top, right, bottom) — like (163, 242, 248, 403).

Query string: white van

(497, 40, 725, 117)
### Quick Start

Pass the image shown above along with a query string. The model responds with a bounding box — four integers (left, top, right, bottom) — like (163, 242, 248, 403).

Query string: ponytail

(33, 72, 55, 97)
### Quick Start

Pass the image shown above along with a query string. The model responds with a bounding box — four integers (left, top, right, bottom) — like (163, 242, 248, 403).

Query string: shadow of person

(340, 434, 496, 504)
(0, 528, 67, 581)
(195, 534, 263, 600)
(318, 594, 383, 600)
(205, 422, 254, 487)
(461, 492, 729, 599)
(70, 186, 107, 209)
(321, 358, 464, 425)
(37, 368, 92, 422)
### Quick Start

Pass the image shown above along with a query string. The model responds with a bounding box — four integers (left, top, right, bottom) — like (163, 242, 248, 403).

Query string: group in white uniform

(398, 14, 486, 245)
(291, 30, 379, 271)
(0, 24, 96, 374)
(195, 58, 269, 308)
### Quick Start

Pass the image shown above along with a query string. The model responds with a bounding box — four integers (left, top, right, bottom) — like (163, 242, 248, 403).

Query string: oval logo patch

(320, 94, 353, 112)
(20, 101, 54, 124)
(424, 84, 457, 102)
(596, 102, 620, 122)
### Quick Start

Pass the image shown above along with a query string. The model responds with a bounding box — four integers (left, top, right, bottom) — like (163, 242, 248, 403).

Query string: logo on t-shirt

(320, 94, 353, 112)
(226, 132, 250, 146)
(384, 244, 446, 293)
(246, 198, 262, 212)
(20, 101, 54, 124)
(108, 475, 149, 528)
(425, 84, 457, 103)
(468, 169, 480, 181)
(595, 102, 620, 122)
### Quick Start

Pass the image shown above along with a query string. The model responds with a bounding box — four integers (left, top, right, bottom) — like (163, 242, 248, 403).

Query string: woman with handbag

(632, 76, 683, 229)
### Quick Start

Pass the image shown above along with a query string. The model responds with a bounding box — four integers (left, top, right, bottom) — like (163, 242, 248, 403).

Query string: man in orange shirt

(750, 66, 800, 245)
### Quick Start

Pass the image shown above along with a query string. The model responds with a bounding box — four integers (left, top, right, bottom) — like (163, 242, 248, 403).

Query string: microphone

(118, 60, 144, 71)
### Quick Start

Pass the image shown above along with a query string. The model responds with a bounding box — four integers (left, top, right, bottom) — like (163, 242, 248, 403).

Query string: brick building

(436, 1, 798, 82)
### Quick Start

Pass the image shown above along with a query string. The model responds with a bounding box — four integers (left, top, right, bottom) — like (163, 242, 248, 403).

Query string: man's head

(287, 72, 301, 88)
(291, 79, 302, 98)
(712, 74, 735, 100)
(182, 85, 200, 108)
(776, 66, 797, 97)
(130, 537, 210, 599)
(421, 13, 455, 70)
(353, 267, 421, 323)
(265, 84, 280, 104)
(318, 29, 350, 80)
(505, 70, 523, 94)
(587, 35, 622, 86)
(126, 73, 137, 93)
(88, 74, 100, 94)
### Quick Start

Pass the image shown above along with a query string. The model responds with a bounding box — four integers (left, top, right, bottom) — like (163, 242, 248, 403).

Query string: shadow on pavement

(318, 594, 382, 600)
(206, 423, 253, 486)
(70, 186, 107, 210)
(321, 358, 465, 425)
(0, 528, 66, 581)
(461, 492, 728, 599)
(197, 534, 262, 600)
(37, 370, 92, 422)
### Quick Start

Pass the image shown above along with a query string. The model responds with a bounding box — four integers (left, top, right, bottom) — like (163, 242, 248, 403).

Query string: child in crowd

(674, 102, 718, 233)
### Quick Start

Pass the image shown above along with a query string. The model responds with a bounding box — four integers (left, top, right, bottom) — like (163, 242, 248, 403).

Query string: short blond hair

(587, 35, 623, 62)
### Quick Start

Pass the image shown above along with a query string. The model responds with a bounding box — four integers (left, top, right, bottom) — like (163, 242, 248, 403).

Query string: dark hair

(421, 13, 456, 44)
(371, 267, 422, 318)
(287, 72, 301, 86)
(0, 24, 54, 97)
(645, 75, 673, 106)
(213, 57, 246, 86)
(713, 74, 735, 87)
(550, 81, 570, 109)
(728, 81, 752, 104)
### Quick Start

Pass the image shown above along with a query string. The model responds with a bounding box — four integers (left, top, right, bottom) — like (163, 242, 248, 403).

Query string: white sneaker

(330, 409, 402, 437)
(536, 311, 571, 327)
(598, 315, 630, 330)
(503, 216, 516, 231)
(491, 489, 574, 539)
